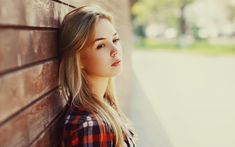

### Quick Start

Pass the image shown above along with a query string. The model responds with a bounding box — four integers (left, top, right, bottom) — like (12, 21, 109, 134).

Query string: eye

(96, 43, 105, 49)
(113, 38, 120, 44)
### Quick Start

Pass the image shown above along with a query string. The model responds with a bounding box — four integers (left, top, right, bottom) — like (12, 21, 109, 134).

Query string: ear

(76, 53, 85, 69)
(79, 57, 85, 69)
(80, 64, 85, 69)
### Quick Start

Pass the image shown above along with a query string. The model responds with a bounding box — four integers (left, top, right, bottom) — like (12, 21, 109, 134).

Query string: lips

(111, 59, 121, 66)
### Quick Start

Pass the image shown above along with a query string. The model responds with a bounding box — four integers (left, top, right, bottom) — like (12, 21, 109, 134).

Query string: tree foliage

(132, 0, 195, 27)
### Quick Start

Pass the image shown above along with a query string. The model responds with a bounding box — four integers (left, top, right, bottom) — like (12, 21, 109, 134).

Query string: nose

(110, 46, 118, 57)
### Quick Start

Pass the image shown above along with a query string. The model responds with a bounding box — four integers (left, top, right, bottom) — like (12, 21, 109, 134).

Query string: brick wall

(0, 0, 133, 146)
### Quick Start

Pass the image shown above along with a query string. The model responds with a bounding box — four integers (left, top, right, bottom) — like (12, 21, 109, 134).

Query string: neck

(86, 75, 109, 99)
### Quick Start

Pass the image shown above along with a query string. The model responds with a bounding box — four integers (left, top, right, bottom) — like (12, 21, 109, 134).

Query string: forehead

(94, 19, 117, 38)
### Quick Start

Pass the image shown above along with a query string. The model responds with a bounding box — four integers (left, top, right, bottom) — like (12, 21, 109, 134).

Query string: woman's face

(80, 18, 123, 77)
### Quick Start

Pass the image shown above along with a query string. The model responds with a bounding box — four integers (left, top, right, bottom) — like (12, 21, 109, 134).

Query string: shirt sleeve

(64, 116, 115, 147)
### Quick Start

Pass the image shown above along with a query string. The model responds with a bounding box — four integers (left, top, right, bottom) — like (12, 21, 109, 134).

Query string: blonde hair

(58, 5, 134, 146)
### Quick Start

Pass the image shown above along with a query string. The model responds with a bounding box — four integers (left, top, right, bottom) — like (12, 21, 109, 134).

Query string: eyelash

(96, 44, 105, 49)
(96, 38, 120, 49)
(113, 38, 120, 43)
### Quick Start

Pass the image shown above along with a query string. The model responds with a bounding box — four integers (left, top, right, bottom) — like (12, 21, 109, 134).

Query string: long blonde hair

(58, 5, 134, 146)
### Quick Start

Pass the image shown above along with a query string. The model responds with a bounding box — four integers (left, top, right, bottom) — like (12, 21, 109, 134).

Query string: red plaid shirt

(61, 106, 136, 147)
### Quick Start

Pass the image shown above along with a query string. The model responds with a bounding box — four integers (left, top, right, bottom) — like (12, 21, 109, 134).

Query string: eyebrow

(94, 32, 118, 42)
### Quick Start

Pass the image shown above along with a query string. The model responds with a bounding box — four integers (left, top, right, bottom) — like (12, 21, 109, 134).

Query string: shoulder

(63, 107, 92, 130)
(63, 107, 101, 133)
(62, 106, 115, 146)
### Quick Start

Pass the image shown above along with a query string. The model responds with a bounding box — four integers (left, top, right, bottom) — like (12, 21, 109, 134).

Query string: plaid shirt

(61, 106, 136, 147)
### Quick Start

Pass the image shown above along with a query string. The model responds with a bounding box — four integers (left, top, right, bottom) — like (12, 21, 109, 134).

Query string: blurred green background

(129, 0, 235, 147)
(131, 0, 235, 55)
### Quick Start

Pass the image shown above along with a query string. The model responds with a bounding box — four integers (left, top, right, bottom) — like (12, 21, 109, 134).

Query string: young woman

(58, 5, 136, 147)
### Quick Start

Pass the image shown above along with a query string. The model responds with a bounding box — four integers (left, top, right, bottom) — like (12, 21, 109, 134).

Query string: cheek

(81, 52, 109, 75)
(80, 47, 122, 77)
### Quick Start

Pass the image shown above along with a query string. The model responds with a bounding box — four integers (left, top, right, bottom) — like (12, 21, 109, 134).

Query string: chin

(107, 68, 122, 77)
(113, 68, 123, 76)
